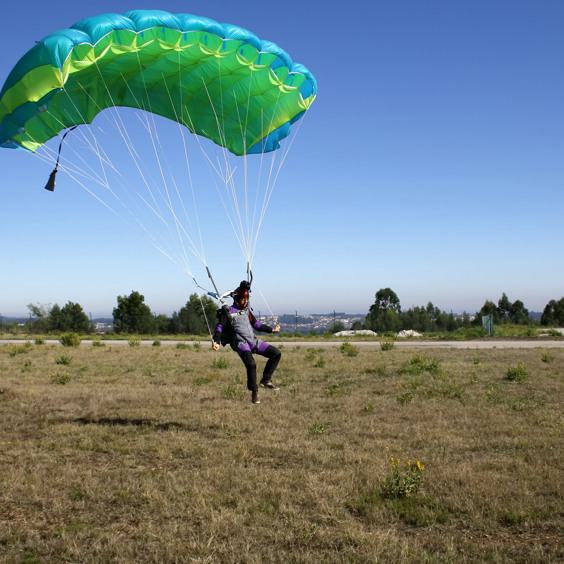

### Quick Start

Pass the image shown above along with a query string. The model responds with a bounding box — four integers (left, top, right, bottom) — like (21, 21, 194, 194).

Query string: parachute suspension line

(167, 50, 208, 266)
(179, 97, 249, 260)
(89, 57, 207, 273)
(197, 292, 214, 339)
(248, 88, 312, 265)
(35, 99, 120, 190)
(29, 128, 182, 270)
(196, 76, 251, 259)
(202, 73, 247, 245)
(39, 66, 203, 276)
(247, 90, 285, 266)
(255, 283, 277, 324)
(124, 57, 200, 271)
(227, 62, 254, 264)
(135, 96, 197, 270)
(114, 63, 195, 261)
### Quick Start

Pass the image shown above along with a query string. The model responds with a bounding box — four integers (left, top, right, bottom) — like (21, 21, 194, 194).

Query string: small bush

(49, 369, 71, 385)
(380, 337, 396, 351)
(381, 457, 425, 499)
(128, 338, 141, 347)
(403, 354, 443, 378)
(340, 342, 359, 357)
(55, 355, 73, 366)
(305, 349, 325, 367)
(309, 422, 330, 435)
(212, 356, 229, 369)
(541, 350, 554, 363)
(152, 340, 161, 347)
(396, 391, 415, 404)
(221, 383, 243, 399)
(7, 343, 32, 357)
(34, 337, 45, 345)
(60, 333, 81, 347)
(506, 361, 529, 382)
(544, 329, 563, 337)
(91, 338, 105, 347)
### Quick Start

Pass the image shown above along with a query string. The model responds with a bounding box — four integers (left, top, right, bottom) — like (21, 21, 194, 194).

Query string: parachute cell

(0, 10, 317, 156)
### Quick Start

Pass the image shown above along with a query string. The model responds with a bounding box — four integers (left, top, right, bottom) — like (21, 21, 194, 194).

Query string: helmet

(234, 280, 251, 300)
(235, 287, 249, 300)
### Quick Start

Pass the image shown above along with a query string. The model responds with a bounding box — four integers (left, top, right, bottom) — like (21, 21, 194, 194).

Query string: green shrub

(60, 333, 81, 347)
(7, 343, 32, 357)
(309, 422, 330, 435)
(49, 369, 71, 384)
(221, 383, 243, 399)
(55, 355, 73, 366)
(305, 348, 325, 367)
(212, 356, 229, 369)
(381, 457, 425, 499)
(340, 342, 359, 357)
(506, 361, 529, 382)
(128, 338, 141, 347)
(396, 391, 415, 404)
(541, 350, 554, 363)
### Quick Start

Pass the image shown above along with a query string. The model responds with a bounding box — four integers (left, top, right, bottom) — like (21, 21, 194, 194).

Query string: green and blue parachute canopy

(0, 10, 317, 156)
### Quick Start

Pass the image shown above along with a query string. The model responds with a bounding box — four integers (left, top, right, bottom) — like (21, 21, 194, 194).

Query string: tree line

(362, 288, 564, 334)
(10, 291, 218, 336)
(5, 288, 564, 336)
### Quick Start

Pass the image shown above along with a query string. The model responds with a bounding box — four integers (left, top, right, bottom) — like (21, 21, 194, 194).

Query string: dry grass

(0, 342, 563, 563)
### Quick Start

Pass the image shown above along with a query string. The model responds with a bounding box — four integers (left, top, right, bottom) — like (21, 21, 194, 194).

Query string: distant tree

(350, 319, 363, 331)
(176, 293, 217, 335)
(329, 320, 345, 333)
(365, 288, 402, 333)
(497, 293, 512, 323)
(169, 311, 182, 334)
(401, 306, 431, 333)
(59, 301, 91, 333)
(474, 300, 501, 325)
(541, 298, 564, 326)
(445, 312, 458, 331)
(113, 291, 154, 334)
(154, 314, 172, 334)
(48, 304, 63, 332)
(460, 312, 472, 328)
(27, 303, 50, 333)
(508, 299, 529, 325)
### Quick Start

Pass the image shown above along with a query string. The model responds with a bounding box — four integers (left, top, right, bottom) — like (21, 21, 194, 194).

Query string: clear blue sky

(1, 0, 563, 318)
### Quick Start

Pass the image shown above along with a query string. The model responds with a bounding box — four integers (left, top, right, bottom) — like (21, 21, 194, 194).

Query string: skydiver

(212, 281, 281, 404)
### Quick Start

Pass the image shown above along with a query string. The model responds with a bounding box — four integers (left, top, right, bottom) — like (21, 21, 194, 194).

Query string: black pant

(238, 345, 281, 391)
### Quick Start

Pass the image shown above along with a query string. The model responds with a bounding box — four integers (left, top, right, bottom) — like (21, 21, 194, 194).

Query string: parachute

(0, 10, 316, 155)
(0, 10, 317, 317)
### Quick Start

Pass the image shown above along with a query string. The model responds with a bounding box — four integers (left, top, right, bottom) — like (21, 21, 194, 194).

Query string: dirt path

(2, 338, 563, 349)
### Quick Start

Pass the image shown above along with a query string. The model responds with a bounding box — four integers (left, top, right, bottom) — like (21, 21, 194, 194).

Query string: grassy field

(0, 341, 562, 563)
